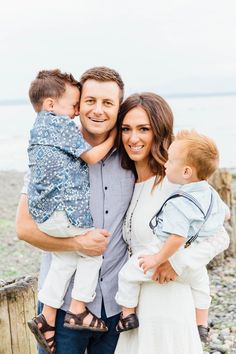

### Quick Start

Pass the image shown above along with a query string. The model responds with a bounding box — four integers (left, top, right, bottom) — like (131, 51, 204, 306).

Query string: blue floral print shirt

(28, 111, 93, 227)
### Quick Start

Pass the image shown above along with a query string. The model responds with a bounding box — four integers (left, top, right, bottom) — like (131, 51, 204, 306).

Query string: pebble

(203, 257, 236, 354)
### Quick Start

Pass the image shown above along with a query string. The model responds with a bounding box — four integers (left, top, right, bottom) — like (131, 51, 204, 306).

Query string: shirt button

(105, 210, 108, 214)
(104, 186, 108, 190)
(102, 163, 105, 167)
(100, 278, 103, 281)
(102, 255, 104, 259)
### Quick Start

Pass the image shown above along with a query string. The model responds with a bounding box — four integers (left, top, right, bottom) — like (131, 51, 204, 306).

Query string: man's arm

(152, 227, 230, 283)
(16, 194, 109, 256)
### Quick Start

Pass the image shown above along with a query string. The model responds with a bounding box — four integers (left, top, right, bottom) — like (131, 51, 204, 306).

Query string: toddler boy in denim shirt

(27, 69, 115, 353)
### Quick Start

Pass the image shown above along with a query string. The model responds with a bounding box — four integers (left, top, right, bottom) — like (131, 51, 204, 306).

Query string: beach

(0, 169, 236, 352)
(0, 170, 41, 280)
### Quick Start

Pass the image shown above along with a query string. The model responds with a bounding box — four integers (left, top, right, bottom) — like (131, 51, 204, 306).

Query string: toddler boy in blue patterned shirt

(27, 69, 115, 353)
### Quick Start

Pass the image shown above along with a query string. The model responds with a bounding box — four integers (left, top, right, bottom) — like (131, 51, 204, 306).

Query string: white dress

(115, 176, 203, 354)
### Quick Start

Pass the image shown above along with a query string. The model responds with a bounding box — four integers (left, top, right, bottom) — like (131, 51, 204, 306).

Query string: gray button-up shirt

(23, 149, 134, 317)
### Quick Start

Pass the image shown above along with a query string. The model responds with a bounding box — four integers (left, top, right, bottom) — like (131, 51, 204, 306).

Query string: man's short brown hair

(29, 69, 80, 112)
(175, 129, 219, 180)
(80, 66, 124, 103)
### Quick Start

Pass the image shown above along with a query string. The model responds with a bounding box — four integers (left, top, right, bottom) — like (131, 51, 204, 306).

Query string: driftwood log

(0, 276, 37, 354)
(209, 169, 236, 267)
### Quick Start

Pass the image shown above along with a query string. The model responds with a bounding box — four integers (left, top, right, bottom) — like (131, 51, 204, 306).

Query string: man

(16, 66, 229, 354)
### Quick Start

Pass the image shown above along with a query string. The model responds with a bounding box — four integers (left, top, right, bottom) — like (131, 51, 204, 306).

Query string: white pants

(38, 211, 102, 309)
(115, 243, 211, 310)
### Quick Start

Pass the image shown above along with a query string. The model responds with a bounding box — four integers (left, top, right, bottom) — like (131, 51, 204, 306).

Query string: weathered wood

(0, 276, 37, 354)
(0, 289, 12, 354)
(208, 168, 236, 266)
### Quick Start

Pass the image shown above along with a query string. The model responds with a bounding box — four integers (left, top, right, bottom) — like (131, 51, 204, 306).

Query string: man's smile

(88, 117, 106, 123)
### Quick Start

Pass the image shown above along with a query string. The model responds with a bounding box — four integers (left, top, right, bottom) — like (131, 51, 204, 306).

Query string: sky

(1, 0, 236, 100)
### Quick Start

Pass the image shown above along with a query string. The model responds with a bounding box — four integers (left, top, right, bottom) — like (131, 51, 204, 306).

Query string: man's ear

(42, 98, 54, 111)
(183, 166, 192, 179)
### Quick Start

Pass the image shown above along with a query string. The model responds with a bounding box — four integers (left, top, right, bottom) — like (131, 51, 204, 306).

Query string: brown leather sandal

(64, 308, 108, 332)
(27, 314, 56, 354)
(116, 313, 139, 333)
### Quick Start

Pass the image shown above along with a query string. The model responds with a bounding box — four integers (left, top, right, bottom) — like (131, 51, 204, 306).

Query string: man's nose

(93, 102, 103, 115)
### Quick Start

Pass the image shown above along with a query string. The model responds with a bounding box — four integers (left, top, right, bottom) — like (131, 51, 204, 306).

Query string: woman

(114, 93, 203, 354)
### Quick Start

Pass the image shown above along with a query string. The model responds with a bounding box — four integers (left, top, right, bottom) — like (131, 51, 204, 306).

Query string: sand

(0, 170, 41, 281)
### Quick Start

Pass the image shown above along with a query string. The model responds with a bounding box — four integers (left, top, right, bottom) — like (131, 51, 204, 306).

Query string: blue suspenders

(149, 190, 213, 248)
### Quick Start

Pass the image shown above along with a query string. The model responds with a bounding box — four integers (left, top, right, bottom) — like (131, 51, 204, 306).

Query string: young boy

(115, 129, 229, 343)
(27, 69, 116, 354)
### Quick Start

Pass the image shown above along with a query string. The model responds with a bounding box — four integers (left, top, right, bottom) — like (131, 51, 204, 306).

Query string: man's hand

(76, 229, 109, 256)
(16, 194, 110, 254)
(152, 260, 178, 284)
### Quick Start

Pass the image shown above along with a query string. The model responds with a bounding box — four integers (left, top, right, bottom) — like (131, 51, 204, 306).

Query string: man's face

(79, 79, 120, 142)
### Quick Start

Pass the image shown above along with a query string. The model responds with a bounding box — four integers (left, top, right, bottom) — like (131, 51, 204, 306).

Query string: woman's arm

(152, 227, 230, 283)
(169, 227, 229, 275)
(16, 194, 109, 255)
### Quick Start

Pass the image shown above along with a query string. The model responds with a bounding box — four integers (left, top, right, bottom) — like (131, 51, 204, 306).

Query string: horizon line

(0, 91, 236, 105)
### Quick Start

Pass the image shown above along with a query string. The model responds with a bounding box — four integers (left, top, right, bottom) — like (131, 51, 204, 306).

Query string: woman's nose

(129, 131, 139, 143)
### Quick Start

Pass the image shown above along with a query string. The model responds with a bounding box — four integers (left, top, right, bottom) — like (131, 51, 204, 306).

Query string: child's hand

(138, 254, 160, 274)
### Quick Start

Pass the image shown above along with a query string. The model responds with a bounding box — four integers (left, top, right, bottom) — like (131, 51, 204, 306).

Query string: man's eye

(104, 101, 113, 107)
(86, 99, 94, 104)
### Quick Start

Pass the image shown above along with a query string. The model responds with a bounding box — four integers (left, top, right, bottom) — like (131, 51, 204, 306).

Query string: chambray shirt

(22, 150, 135, 317)
(28, 111, 93, 227)
(154, 181, 227, 242)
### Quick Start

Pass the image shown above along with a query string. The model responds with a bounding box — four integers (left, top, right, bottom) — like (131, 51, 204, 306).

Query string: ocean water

(0, 94, 235, 171)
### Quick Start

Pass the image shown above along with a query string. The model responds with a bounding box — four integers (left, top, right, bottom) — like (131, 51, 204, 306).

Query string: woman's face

(121, 107, 154, 165)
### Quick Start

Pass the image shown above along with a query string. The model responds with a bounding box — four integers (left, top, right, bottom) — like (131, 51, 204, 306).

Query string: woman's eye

(121, 127, 129, 132)
(140, 127, 149, 132)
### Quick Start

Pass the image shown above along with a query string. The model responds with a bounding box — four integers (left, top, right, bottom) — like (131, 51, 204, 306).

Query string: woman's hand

(152, 261, 178, 283)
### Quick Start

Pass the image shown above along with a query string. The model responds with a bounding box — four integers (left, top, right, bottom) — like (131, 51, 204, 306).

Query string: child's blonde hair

(175, 129, 219, 180)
